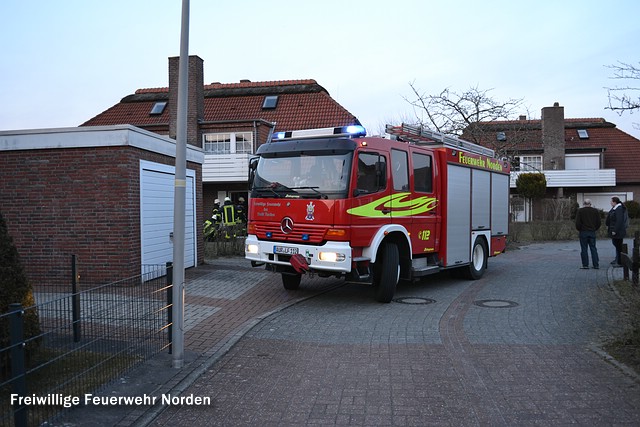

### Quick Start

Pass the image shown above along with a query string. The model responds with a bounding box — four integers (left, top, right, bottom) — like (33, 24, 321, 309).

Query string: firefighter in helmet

(211, 199, 221, 224)
(203, 198, 222, 241)
(221, 197, 237, 239)
(236, 197, 247, 223)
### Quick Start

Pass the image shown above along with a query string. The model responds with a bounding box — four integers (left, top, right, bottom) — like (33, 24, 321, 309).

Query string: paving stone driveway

(151, 241, 640, 426)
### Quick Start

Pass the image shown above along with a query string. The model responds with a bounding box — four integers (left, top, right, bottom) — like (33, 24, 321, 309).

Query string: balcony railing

(509, 169, 616, 188)
(203, 153, 250, 183)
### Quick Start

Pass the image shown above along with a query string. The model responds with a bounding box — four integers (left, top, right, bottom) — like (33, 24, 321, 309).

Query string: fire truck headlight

(318, 252, 345, 263)
(246, 244, 259, 254)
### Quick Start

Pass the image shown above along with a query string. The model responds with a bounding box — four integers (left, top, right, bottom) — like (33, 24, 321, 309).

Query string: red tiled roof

(81, 79, 358, 131)
(471, 118, 640, 184)
(201, 91, 356, 131)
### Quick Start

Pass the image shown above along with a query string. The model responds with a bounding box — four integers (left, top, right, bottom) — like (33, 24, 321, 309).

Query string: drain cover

(473, 299, 519, 308)
(393, 297, 436, 305)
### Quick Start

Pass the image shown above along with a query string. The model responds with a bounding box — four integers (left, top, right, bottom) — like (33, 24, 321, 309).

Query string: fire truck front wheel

(466, 238, 488, 280)
(374, 242, 400, 303)
(282, 273, 302, 290)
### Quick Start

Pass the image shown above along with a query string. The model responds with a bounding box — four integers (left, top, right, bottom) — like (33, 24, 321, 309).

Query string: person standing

(236, 196, 247, 223)
(605, 196, 628, 267)
(221, 197, 237, 225)
(575, 199, 601, 269)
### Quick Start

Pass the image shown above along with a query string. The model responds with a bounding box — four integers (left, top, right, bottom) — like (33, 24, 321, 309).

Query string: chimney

(541, 102, 565, 170)
(168, 55, 204, 148)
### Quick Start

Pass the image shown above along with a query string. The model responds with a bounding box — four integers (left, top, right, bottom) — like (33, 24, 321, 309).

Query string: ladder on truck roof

(385, 123, 495, 158)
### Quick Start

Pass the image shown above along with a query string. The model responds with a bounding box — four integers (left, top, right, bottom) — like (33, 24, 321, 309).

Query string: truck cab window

(356, 152, 386, 194)
(252, 152, 352, 199)
(412, 152, 433, 193)
(391, 149, 409, 191)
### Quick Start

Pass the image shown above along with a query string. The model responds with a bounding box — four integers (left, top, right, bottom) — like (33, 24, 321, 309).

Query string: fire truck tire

(282, 273, 301, 290)
(374, 242, 400, 303)
(466, 238, 488, 280)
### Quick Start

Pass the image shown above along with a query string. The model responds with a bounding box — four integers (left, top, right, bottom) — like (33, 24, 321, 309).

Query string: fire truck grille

(254, 223, 326, 244)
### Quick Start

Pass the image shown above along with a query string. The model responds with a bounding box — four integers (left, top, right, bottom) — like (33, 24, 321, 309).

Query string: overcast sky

(2, 0, 639, 139)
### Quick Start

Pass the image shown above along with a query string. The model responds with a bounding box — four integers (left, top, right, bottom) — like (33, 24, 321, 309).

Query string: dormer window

(577, 129, 589, 139)
(262, 96, 278, 109)
(150, 101, 167, 115)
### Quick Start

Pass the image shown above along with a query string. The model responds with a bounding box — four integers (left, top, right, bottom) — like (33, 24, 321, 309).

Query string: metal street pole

(172, 0, 189, 369)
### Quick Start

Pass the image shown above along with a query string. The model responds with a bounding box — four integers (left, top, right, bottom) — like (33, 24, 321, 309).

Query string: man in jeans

(575, 199, 601, 269)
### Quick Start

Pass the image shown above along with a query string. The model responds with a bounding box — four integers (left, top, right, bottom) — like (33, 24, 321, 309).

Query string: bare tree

(605, 61, 640, 115)
(403, 82, 530, 160)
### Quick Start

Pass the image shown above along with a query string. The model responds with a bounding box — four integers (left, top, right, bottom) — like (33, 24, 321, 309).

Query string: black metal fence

(620, 231, 640, 287)
(0, 257, 174, 427)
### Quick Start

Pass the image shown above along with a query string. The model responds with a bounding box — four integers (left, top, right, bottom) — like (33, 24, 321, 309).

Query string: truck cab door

(347, 151, 392, 248)
(407, 149, 439, 255)
(389, 148, 413, 230)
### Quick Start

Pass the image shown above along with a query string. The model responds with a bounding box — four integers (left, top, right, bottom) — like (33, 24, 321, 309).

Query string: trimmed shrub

(0, 212, 41, 377)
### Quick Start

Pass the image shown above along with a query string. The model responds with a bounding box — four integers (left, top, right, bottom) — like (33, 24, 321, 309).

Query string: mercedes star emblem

(281, 217, 294, 234)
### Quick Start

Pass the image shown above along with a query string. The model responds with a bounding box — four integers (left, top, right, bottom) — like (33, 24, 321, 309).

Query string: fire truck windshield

(252, 152, 353, 199)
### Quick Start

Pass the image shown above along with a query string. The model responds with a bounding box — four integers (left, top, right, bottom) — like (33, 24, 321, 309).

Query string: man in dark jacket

(605, 196, 628, 266)
(575, 198, 601, 269)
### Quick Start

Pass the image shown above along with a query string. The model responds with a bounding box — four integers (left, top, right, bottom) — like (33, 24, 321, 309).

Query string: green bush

(0, 212, 41, 377)
(626, 200, 640, 219)
(515, 173, 547, 200)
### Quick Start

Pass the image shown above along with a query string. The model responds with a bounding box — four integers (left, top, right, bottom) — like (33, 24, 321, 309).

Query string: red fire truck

(245, 123, 510, 302)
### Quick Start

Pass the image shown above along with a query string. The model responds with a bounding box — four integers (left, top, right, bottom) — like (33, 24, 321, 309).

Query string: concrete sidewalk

(58, 241, 640, 426)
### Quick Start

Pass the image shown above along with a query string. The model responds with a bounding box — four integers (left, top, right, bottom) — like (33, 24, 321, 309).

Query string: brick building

(0, 126, 204, 284)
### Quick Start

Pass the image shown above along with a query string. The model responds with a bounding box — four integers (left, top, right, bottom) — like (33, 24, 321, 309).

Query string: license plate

(274, 245, 298, 255)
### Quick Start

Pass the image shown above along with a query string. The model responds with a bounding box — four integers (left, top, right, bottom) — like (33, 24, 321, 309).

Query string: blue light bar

(270, 125, 367, 141)
(344, 125, 366, 137)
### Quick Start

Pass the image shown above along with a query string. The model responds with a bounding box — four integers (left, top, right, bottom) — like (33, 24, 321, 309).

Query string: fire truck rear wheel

(466, 238, 488, 280)
(374, 242, 400, 303)
(282, 273, 301, 290)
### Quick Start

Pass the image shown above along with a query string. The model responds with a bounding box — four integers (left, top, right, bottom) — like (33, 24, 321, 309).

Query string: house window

(262, 96, 278, 109)
(150, 101, 167, 115)
(517, 155, 542, 172)
(235, 133, 253, 154)
(510, 195, 524, 212)
(565, 153, 600, 170)
(203, 132, 253, 155)
(577, 129, 589, 139)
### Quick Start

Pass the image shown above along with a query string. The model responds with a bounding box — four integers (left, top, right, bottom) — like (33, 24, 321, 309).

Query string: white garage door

(140, 160, 196, 274)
